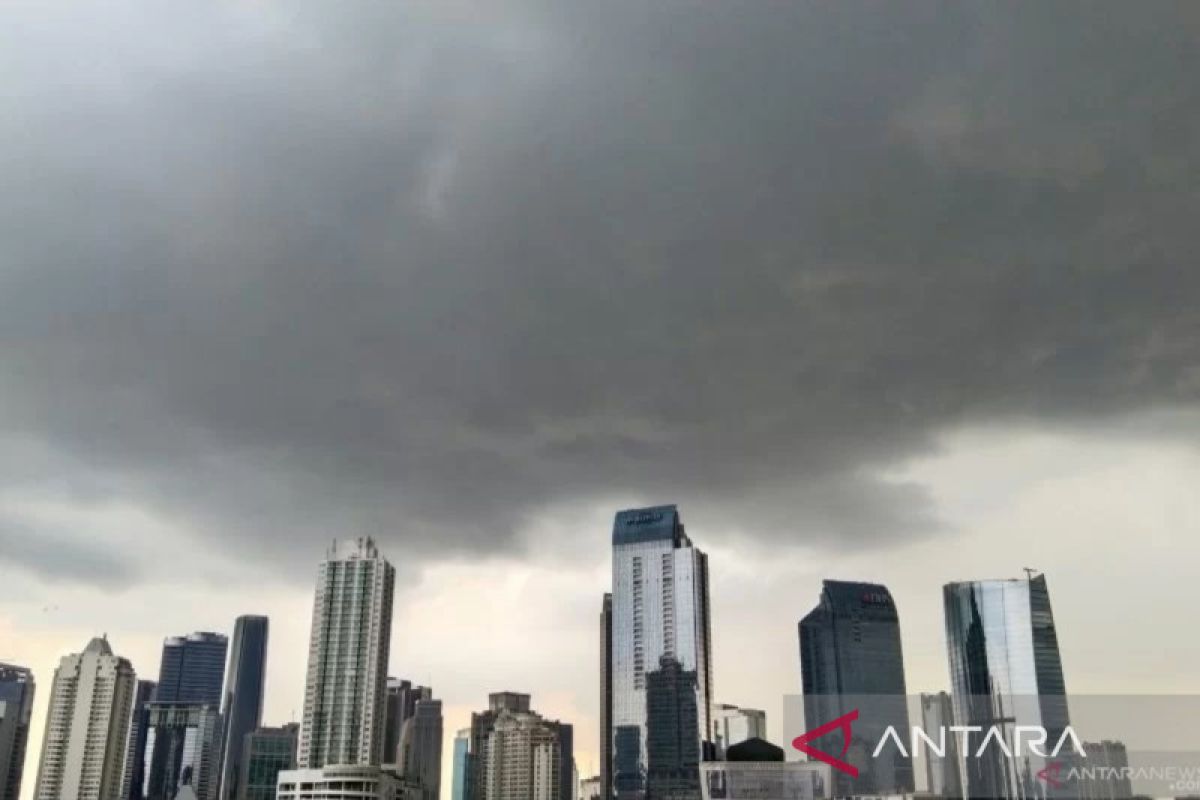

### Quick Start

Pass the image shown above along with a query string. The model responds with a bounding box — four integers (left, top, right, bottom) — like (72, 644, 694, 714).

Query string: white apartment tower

(33, 636, 136, 800)
(297, 538, 396, 769)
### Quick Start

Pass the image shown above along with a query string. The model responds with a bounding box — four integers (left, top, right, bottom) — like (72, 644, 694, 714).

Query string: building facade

(120, 679, 157, 800)
(469, 694, 572, 800)
(798, 580, 913, 796)
(0, 662, 36, 800)
(156, 632, 228, 706)
(218, 615, 270, 800)
(237, 725, 298, 800)
(33, 637, 137, 800)
(277, 765, 423, 800)
(943, 573, 1071, 800)
(384, 680, 431, 767)
(450, 729, 471, 800)
(397, 698, 442, 800)
(140, 702, 222, 800)
(297, 538, 396, 769)
(610, 505, 713, 800)
(711, 705, 766, 758)
(919, 692, 962, 800)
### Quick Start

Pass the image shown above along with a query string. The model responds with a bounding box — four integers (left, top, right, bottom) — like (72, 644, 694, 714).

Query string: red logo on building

(791, 709, 860, 777)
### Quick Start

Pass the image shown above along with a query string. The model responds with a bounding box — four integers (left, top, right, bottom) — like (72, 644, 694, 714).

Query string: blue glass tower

(156, 631, 228, 705)
(218, 616, 269, 800)
(0, 663, 35, 800)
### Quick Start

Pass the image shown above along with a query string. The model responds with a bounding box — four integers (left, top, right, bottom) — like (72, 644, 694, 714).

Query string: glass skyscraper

(943, 573, 1071, 800)
(798, 580, 914, 796)
(156, 632, 228, 706)
(450, 729, 471, 800)
(237, 725, 298, 800)
(218, 616, 270, 800)
(121, 679, 157, 800)
(609, 505, 713, 800)
(0, 662, 35, 800)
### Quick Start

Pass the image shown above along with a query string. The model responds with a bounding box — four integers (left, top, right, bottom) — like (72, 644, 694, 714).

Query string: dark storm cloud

(2, 1, 1198, 582)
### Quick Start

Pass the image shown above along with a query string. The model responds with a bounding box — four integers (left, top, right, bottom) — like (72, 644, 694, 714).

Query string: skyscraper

(218, 616, 270, 800)
(0, 663, 35, 800)
(384, 680, 431, 766)
(120, 679, 157, 800)
(237, 725, 298, 800)
(600, 594, 612, 800)
(798, 580, 913, 796)
(469, 693, 531, 800)
(645, 656, 701, 799)
(33, 636, 137, 800)
(397, 698, 442, 800)
(141, 702, 223, 800)
(450, 729, 471, 800)
(156, 632, 229, 706)
(609, 505, 713, 800)
(475, 696, 573, 800)
(943, 573, 1071, 800)
(297, 537, 395, 769)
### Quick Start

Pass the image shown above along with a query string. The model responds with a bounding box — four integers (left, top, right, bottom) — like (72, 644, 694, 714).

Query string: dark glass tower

(218, 616, 270, 800)
(798, 580, 914, 796)
(0, 662, 35, 800)
(644, 656, 701, 800)
(121, 679, 158, 800)
(156, 632, 229, 705)
(944, 573, 1071, 800)
(600, 593, 612, 800)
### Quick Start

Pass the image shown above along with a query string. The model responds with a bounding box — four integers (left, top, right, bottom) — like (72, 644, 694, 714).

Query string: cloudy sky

(3, 1, 1200, 797)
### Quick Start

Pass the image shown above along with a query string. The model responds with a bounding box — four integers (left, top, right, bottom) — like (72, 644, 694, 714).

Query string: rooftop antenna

(1022, 567, 1039, 580)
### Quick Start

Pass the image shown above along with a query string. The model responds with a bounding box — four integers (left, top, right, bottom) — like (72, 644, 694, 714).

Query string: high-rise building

(450, 729, 471, 800)
(943, 573, 1071, 800)
(0, 662, 35, 800)
(711, 704, 767, 758)
(33, 636, 137, 800)
(156, 632, 228, 706)
(218, 616, 270, 800)
(237, 725, 298, 800)
(120, 679, 157, 800)
(141, 702, 222, 800)
(384, 680, 431, 766)
(469, 694, 572, 800)
(645, 656, 702, 799)
(297, 538, 395, 769)
(609, 505, 713, 800)
(919, 692, 962, 800)
(798, 580, 913, 796)
(469, 692, 531, 800)
(600, 594, 612, 800)
(397, 698, 442, 800)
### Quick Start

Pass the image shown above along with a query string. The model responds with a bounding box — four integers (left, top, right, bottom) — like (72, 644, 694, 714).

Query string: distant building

(277, 765, 423, 800)
(119, 679, 156, 800)
(0, 662, 35, 800)
(712, 705, 767, 758)
(141, 702, 222, 800)
(600, 594, 612, 800)
(919, 692, 961, 800)
(450, 729, 471, 800)
(1078, 741, 1132, 800)
(33, 636, 137, 800)
(944, 573, 1070, 800)
(798, 580, 913, 796)
(218, 616, 270, 800)
(298, 538, 395, 769)
(384, 681, 431, 765)
(469, 693, 573, 800)
(700, 738, 829, 800)
(397, 698, 442, 800)
(580, 776, 601, 800)
(237, 724, 298, 800)
(609, 505, 713, 800)
(156, 632, 228, 706)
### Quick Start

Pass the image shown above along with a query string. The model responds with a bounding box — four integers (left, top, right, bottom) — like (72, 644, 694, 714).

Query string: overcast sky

(3, 2, 1200, 798)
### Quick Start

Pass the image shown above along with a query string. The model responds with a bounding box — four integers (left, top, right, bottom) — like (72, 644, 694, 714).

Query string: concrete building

(712, 705, 767, 758)
(33, 636, 137, 800)
(396, 698, 442, 800)
(297, 538, 395, 769)
(384, 681, 431, 767)
(469, 693, 573, 800)
(0, 663, 35, 800)
(277, 765, 423, 800)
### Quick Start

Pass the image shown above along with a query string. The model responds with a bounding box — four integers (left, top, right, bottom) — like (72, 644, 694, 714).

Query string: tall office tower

(469, 692, 531, 800)
(450, 729, 471, 800)
(798, 580, 914, 796)
(397, 698, 442, 800)
(33, 636, 137, 800)
(943, 573, 1071, 800)
(609, 505, 713, 800)
(711, 704, 767, 757)
(0, 663, 35, 800)
(482, 709, 572, 800)
(141, 703, 222, 800)
(600, 594, 612, 800)
(297, 538, 395, 769)
(645, 656, 702, 799)
(237, 724, 298, 800)
(919, 692, 962, 800)
(157, 632, 229, 705)
(384, 680, 431, 765)
(120, 680, 157, 800)
(218, 616, 270, 800)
